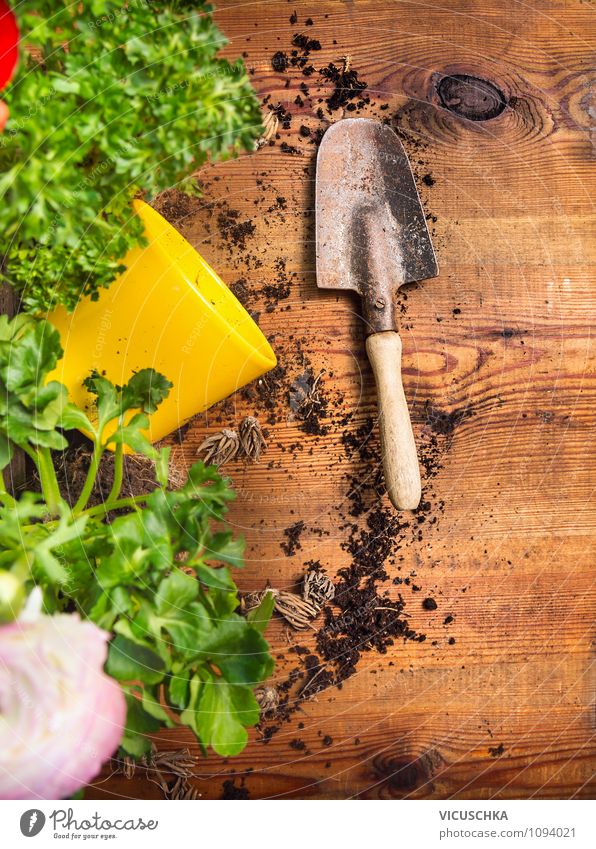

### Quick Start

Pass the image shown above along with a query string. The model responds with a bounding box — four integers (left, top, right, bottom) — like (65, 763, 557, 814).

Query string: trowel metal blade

(315, 118, 438, 297)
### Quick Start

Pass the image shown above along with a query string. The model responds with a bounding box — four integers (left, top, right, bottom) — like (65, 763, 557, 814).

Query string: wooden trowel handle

(365, 331, 421, 511)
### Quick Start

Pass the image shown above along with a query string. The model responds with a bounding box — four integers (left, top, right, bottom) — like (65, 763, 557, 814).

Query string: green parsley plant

(0, 314, 274, 757)
(0, 1, 262, 312)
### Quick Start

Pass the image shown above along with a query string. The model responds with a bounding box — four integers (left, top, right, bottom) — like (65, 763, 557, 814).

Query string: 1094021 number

(529, 827, 576, 838)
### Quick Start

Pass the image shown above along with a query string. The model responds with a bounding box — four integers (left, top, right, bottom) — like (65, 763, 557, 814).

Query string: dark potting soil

(424, 401, 474, 438)
(150, 190, 197, 225)
(281, 520, 306, 556)
(49, 440, 158, 511)
(291, 33, 322, 53)
(271, 51, 289, 72)
(271, 102, 292, 129)
(319, 61, 368, 112)
(217, 208, 256, 251)
(220, 779, 250, 800)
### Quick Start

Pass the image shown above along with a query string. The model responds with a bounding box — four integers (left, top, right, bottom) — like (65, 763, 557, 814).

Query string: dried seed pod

(255, 685, 280, 716)
(240, 588, 272, 614)
(239, 416, 267, 462)
(274, 590, 320, 630)
(255, 109, 279, 149)
(151, 747, 197, 778)
(303, 570, 335, 606)
(197, 429, 239, 467)
(111, 754, 137, 779)
(165, 776, 202, 800)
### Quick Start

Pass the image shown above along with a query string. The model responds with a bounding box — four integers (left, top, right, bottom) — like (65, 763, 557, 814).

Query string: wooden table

(91, 0, 595, 800)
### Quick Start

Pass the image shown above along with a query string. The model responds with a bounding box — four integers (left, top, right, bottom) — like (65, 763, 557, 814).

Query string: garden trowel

(316, 118, 438, 510)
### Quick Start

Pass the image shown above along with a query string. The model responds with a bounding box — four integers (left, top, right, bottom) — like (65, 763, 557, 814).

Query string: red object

(0, 1, 18, 90)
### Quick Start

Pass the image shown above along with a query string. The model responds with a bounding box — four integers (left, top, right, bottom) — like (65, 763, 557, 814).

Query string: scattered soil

(281, 520, 306, 557)
(271, 51, 289, 72)
(424, 402, 474, 439)
(220, 779, 250, 800)
(150, 189, 197, 225)
(217, 207, 256, 251)
(319, 61, 369, 112)
(291, 33, 322, 53)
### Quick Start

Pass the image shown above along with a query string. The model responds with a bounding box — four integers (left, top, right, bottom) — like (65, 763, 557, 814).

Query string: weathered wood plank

(89, 0, 595, 800)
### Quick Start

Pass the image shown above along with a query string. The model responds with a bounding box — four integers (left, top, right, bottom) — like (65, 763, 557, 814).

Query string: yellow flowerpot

(48, 200, 276, 442)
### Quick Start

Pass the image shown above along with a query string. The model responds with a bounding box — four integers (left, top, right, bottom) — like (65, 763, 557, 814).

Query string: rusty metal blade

(315, 118, 438, 301)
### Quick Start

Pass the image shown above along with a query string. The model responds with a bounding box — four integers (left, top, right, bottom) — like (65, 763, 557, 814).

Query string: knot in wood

(437, 74, 507, 121)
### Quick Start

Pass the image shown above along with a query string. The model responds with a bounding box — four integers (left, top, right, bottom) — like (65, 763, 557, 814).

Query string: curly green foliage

(0, 315, 274, 757)
(0, 1, 262, 313)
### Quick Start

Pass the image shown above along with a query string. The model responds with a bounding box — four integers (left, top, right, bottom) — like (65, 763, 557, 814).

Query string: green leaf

(0, 318, 62, 395)
(122, 370, 172, 415)
(155, 570, 198, 616)
(195, 564, 237, 594)
(161, 614, 204, 655)
(0, 434, 13, 471)
(246, 591, 275, 634)
(34, 549, 70, 585)
(155, 446, 171, 488)
(59, 403, 95, 436)
(215, 627, 275, 686)
(141, 689, 175, 727)
(194, 679, 259, 757)
(120, 734, 153, 758)
(83, 372, 120, 431)
(193, 613, 274, 685)
(168, 672, 190, 710)
(180, 674, 204, 737)
(108, 417, 157, 459)
(120, 691, 161, 757)
(209, 532, 245, 568)
(106, 635, 166, 685)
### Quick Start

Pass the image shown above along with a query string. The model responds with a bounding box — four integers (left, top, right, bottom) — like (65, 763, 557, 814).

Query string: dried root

(243, 567, 336, 632)
(273, 591, 320, 630)
(255, 109, 279, 149)
(164, 776, 202, 800)
(303, 569, 335, 606)
(197, 417, 267, 468)
(255, 685, 280, 716)
(240, 589, 271, 613)
(110, 746, 199, 801)
(197, 429, 240, 467)
(239, 416, 267, 462)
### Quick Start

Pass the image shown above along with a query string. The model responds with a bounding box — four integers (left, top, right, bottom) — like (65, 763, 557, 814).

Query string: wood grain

(89, 0, 595, 800)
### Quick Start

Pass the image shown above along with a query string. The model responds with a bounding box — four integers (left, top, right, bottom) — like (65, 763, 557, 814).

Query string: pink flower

(0, 611, 126, 800)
